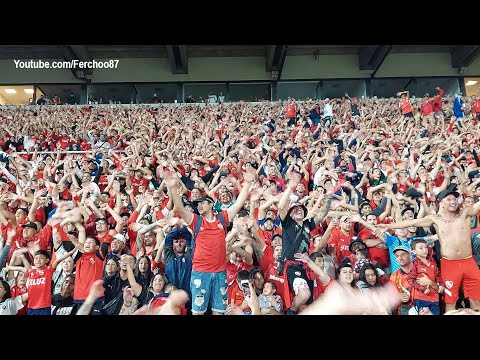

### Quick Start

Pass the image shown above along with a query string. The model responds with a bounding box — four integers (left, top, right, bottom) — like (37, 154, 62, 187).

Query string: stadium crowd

(1, 89, 480, 315)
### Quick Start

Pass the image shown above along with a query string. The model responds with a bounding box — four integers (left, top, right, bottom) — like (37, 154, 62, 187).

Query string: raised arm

(227, 172, 255, 220)
(378, 215, 434, 230)
(294, 253, 331, 286)
(466, 200, 480, 217)
(163, 171, 193, 225)
(278, 178, 298, 221)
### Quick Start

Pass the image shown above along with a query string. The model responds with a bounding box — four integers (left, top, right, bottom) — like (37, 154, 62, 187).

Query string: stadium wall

(0, 53, 478, 84)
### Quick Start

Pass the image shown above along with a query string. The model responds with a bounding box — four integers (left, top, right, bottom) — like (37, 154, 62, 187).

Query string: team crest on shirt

(445, 281, 453, 289)
(217, 223, 224, 230)
(90, 258, 95, 264)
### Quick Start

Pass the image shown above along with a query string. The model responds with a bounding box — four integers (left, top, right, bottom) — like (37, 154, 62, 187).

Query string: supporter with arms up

(163, 169, 252, 315)
(379, 188, 480, 312)
(276, 176, 332, 315)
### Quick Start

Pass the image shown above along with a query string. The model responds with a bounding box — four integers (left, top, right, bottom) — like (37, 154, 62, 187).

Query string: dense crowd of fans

(1, 89, 480, 315)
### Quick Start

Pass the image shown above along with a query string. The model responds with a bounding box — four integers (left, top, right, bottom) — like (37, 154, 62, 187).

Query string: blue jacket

(453, 96, 464, 118)
(164, 226, 193, 297)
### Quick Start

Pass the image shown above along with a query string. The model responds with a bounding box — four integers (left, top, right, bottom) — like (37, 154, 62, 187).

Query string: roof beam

(166, 45, 188, 74)
(359, 45, 392, 75)
(63, 45, 93, 79)
(266, 45, 287, 78)
(451, 45, 480, 68)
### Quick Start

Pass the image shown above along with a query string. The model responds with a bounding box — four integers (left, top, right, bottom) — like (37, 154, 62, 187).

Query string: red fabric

(26, 267, 54, 309)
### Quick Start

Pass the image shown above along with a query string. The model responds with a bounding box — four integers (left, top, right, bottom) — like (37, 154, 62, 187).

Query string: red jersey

(327, 227, 353, 264)
(258, 247, 286, 304)
(421, 101, 433, 116)
(408, 257, 443, 302)
(227, 282, 250, 313)
(286, 104, 296, 118)
(399, 97, 413, 114)
(357, 228, 390, 269)
(226, 261, 253, 287)
(257, 228, 281, 247)
(187, 211, 230, 272)
(473, 99, 480, 114)
(10, 285, 27, 315)
(26, 267, 54, 309)
(149, 294, 187, 315)
(74, 252, 105, 301)
(97, 175, 109, 191)
(130, 177, 148, 195)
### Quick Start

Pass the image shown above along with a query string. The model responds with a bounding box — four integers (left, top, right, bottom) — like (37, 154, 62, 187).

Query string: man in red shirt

(163, 170, 253, 315)
(285, 98, 297, 127)
(327, 215, 354, 266)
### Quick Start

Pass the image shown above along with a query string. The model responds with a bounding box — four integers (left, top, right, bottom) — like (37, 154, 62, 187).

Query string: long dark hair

(135, 256, 154, 289)
(1, 280, 12, 302)
(358, 263, 381, 287)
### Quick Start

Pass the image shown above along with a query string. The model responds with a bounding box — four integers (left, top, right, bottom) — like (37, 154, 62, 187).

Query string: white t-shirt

(323, 103, 333, 118)
(0, 296, 24, 315)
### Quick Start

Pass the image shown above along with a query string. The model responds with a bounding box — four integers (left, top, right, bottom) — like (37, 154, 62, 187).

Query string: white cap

(113, 233, 126, 244)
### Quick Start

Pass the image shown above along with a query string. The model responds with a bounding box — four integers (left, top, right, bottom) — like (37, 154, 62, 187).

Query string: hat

(113, 233, 126, 244)
(95, 217, 109, 224)
(392, 245, 411, 255)
(337, 260, 353, 273)
(360, 200, 371, 208)
(271, 234, 282, 242)
(437, 188, 460, 203)
(21, 222, 38, 231)
(287, 202, 308, 219)
(349, 236, 366, 253)
(192, 195, 215, 204)
(401, 207, 415, 216)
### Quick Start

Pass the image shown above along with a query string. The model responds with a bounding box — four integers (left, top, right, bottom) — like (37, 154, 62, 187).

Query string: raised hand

(294, 252, 311, 264)
(249, 187, 264, 202)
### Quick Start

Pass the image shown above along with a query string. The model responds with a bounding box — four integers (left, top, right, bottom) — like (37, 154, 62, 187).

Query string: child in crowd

(407, 239, 444, 315)
(258, 281, 283, 315)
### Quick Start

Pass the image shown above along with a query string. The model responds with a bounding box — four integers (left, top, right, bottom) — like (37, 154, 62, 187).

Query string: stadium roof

(1, 45, 478, 75)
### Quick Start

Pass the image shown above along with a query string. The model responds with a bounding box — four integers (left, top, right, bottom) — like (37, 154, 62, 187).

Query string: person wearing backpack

(163, 170, 254, 315)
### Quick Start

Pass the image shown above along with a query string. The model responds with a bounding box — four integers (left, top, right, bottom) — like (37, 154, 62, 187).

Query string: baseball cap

(360, 200, 371, 208)
(287, 202, 308, 218)
(21, 222, 38, 231)
(271, 234, 282, 242)
(392, 245, 411, 255)
(113, 233, 126, 244)
(349, 236, 366, 253)
(192, 195, 215, 204)
(437, 188, 460, 203)
(95, 217, 109, 224)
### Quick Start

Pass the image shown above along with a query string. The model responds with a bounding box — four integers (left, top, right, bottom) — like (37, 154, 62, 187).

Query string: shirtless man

(378, 188, 480, 312)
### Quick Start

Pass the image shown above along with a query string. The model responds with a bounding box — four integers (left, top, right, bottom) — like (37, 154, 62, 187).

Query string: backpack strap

(216, 212, 227, 235)
(192, 215, 203, 249)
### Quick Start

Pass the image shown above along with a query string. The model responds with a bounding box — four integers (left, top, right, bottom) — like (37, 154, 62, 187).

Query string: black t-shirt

(280, 215, 316, 261)
(103, 272, 147, 304)
(51, 293, 75, 315)
(52, 293, 74, 307)
(351, 104, 360, 116)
